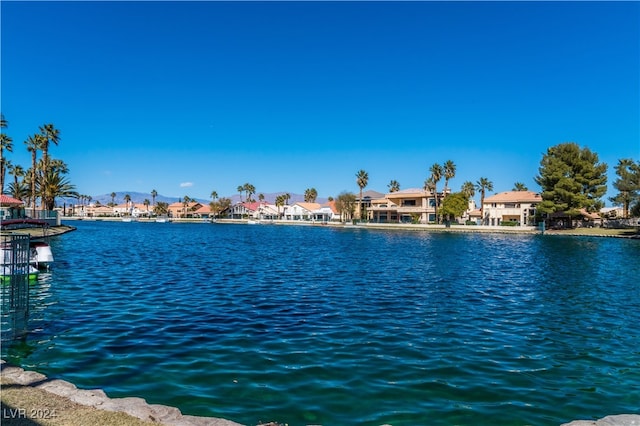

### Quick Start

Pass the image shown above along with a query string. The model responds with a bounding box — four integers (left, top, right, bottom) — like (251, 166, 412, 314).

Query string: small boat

(1, 265, 40, 283)
(30, 241, 54, 270)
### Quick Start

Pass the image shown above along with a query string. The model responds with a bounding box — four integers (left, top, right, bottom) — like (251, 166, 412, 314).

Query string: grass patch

(546, 227, 639, 237)
(1, 378, 156, 426)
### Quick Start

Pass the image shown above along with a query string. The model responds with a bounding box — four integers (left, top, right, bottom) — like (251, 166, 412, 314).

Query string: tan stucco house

(482, 191, 542, 226)
(369, 188, 438, 224)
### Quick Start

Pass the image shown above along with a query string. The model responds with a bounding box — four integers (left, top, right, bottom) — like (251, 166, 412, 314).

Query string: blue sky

(2, 1, 639, 205)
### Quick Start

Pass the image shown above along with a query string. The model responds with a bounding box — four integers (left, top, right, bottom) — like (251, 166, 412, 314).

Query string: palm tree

(237, 185, 244, 202)
(513, 182, 528, 191)
(40, 169, 78, 211)
(8, 163, 24, 196)
(475, 177, 494, 225)
(124, 194, 131, 216)
(143, 199, 150, 215)
(304, 187, 318, 203)
(241, 183, 256, 202)
(275, 194, 285, 218)
(151, 189, 158, 206)
(8, 180, 28, 201)
(210, 190, 218, 202)
(258, 193, 265, 202)
(443, 160, 456, 192)
(110, 192, 117, 206)
(25, 134, 42, 212)
(429, 163, 443, 223)
(0, 114, 7, 128)
(39, 124, 60, 200)
(49, 158, 69, 175)
(219, 197, 232, 215)
(284, 193, 291, 205)
(154, 201, 169, 216)
(0, 132, 13, 193)
(461, 181, 475, 199)
(388, 180, 400, 193)
(356, 169, 369, 220)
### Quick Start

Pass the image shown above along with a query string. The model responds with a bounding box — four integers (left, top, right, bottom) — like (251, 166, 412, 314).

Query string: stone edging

(561, 414, 640, 426)
(1, 360, 242, 426)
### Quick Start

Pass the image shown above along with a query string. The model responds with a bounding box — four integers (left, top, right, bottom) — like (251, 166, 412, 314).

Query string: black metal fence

(1, 233, 31, 341)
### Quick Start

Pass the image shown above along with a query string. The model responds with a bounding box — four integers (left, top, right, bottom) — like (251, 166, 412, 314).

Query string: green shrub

(501, 221, 518, 226)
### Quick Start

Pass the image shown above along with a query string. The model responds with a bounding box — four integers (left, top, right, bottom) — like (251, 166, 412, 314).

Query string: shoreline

(1, 360, 243, 426)
(61, 217, 640, 239)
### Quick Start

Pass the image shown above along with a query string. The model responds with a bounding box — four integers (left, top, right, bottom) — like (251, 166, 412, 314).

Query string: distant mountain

(58, 191, 328, 206)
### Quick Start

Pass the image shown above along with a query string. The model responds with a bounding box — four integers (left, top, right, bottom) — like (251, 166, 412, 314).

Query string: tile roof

(359, 190, 385, 199)
(195, 205, 212, 213)
(295, 202, 322, 211)
(483, 191, 542, 203)
(390, 187, 427, 194)
(579, 208, 601, 220)
(323, 200, 339, 214)
(468, 209, 482, 217)
(240, 202, 263, 212)
(0, 195, 24, 205)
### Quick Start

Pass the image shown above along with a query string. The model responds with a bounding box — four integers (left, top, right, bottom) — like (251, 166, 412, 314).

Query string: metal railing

(1, 233, 32, 341)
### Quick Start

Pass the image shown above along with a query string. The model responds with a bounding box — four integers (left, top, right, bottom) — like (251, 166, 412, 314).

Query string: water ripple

(2, 223, 639, 425)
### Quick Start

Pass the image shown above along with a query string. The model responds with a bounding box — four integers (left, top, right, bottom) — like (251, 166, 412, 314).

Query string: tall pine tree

(535, 142, 607, 217)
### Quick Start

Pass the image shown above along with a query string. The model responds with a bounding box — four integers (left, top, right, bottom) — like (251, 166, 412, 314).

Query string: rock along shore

(1, 360, 243, 426)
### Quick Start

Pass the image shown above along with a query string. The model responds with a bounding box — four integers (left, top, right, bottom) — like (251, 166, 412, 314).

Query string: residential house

(285, 202, 321, 221)
(370, 188, 438, 224)
(549, 208, 603, 229)
(83, 204, 114, 217)
(194, 204, 213, 219)
(578, 209, 602, 227)
(112, 203, 132, 217)
(229, 202, 259, 219)
(600, 206, 624, 219)
(113, 202, 154, 218)
(482, 191, 542, 226)
(462, 199, 480, 224)
(355, 190, 385, 220)
(312, 201, 339, 222)
(227, 202, 280, 220)
(256, 203, 280, 220)
(0, 195, 25, 220)
(167, 201, 203, 218)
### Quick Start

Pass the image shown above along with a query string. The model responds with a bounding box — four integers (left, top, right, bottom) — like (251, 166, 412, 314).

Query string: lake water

(2, 221, 639, 425)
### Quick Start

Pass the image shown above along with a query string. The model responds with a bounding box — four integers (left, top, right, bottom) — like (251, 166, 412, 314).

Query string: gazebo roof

(0, 194, 24, 206)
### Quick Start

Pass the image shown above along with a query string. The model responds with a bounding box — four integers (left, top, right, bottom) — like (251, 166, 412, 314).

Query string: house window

(428, 198, 436, 207)
(402, 200, 416, 207)
(505, 203, 516, 208)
